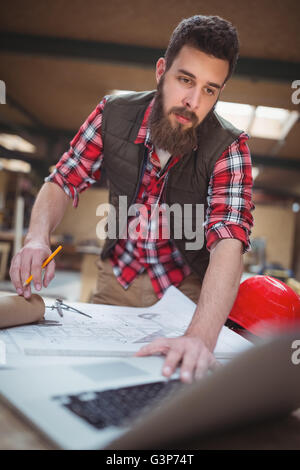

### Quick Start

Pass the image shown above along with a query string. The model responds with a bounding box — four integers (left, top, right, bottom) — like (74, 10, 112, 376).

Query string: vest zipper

(130, 146, 148, 206)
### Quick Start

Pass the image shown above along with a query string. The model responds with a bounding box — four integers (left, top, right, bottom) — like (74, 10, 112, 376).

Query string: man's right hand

(9, 241, 55, 299)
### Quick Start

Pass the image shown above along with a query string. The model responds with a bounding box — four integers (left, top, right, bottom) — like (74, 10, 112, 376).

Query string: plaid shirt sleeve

(44, 97, 107, 207)
(205, 133, 254, 253)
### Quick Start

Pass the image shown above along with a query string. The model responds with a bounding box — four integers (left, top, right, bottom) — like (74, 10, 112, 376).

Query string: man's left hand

(134, 335, 221, 383)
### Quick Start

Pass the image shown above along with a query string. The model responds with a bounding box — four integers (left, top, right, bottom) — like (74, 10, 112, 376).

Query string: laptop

(0, 355, 195, 449)
(1, 331, 300, 450)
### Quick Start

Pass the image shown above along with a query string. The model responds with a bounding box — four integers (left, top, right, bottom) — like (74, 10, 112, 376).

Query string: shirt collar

(134, 97, 155, 149)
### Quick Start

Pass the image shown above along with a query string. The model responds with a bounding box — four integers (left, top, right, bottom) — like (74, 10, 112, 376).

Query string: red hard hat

(229, 275, 300, 336)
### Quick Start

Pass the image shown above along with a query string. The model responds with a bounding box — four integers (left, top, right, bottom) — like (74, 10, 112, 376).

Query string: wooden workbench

(1, 393, 300, 450)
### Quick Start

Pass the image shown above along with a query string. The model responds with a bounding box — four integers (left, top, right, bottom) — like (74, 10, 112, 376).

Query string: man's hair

(165, 15, 239, 83)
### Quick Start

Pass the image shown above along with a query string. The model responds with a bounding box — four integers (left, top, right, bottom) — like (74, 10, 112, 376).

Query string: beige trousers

(91, 258, 202, 307)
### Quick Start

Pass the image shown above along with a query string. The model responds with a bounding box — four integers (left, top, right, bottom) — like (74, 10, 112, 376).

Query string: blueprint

(0, 286, 252, 362)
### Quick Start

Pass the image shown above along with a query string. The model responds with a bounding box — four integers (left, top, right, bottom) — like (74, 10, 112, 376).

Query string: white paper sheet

(0, 286, 252, 363)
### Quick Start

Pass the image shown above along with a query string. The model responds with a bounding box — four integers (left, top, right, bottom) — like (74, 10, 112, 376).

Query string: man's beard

(149, 77, 200, 156)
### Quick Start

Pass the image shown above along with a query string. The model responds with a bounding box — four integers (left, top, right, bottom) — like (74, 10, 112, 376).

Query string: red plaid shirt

(46, 96, 254, 298)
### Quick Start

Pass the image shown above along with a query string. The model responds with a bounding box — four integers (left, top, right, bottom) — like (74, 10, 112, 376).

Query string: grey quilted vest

(100, 91, 243, 282)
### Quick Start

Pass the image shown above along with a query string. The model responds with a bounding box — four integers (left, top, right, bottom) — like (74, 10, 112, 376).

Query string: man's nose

(183, 88, 201, 111)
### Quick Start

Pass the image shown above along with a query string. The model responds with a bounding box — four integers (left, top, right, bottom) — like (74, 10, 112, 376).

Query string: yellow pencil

(23, 245, 63, 287)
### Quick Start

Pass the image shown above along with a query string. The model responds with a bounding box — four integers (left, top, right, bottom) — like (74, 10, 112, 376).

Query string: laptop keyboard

(53, 379, 188, 430)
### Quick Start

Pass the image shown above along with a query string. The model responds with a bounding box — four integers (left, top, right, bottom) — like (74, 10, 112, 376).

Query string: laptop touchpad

(73, 362, 148, 382)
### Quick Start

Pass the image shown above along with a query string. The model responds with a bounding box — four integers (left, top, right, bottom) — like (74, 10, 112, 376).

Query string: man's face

(149, 45, 229, 155)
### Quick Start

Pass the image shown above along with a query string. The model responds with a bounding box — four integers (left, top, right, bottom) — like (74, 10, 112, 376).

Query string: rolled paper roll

(0, 294, 45, 329)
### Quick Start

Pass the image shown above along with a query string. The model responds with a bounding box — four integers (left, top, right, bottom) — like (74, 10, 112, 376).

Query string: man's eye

(205, 88, 215, 96)
(178, 77, 191, 84)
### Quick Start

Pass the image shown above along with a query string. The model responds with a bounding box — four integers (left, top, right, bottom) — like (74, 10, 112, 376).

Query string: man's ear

(156, 58, 166, 84)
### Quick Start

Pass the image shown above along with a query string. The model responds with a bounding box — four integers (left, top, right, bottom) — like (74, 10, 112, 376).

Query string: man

(9, 15, 254, 383)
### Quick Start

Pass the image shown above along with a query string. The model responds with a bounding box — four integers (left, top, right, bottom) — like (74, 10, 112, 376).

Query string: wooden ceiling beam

(1, 32, 299, 83)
